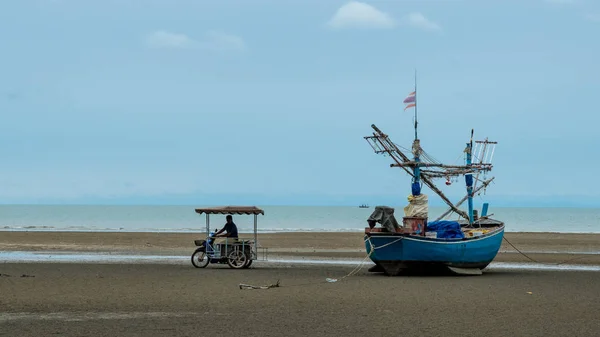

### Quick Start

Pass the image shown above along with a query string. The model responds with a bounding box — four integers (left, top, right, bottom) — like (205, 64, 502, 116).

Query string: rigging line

(449, 151, 464, 165)
(420, 150, 442, 165)
(420, 152, 439, 165)
(391, 141, 410, 151)
(422, 155, 441, 166)
(388, 142, 441, 166)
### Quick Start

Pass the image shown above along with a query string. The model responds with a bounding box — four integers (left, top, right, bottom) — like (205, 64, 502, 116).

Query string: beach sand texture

(2, 231, 600, 336)
(1, 263, 600, 337)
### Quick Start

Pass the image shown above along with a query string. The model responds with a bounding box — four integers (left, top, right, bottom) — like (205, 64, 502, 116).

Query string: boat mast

(411, 69, 422, 197)
(365, 125, 470, 220)
(366, 75, 497, 223)
(465, 129, 474, 225)
(414, 69, 418, 141)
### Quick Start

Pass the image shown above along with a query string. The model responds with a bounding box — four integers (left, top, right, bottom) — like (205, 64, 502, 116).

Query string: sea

(0, 205, 599, 234)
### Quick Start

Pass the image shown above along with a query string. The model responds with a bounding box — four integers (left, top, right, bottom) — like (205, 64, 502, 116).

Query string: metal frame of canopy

(194, 206, 265, 260)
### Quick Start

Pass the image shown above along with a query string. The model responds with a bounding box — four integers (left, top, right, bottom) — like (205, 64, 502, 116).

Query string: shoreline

(2, 229, 600, 234)
(2, 228, 600, 234)
(2, 231, 600, 265)
(2, 251, 600, 270)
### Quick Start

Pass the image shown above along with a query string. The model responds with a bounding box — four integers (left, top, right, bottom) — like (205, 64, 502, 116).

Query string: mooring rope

(239, 236, 403, 289)
(502, 236, 588, 266)
(327, 236, 388, 282)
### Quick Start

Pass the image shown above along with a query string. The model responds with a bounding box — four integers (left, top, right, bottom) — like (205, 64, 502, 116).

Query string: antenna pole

(411, 69, 421, 197)
(414, 69, 418, 141)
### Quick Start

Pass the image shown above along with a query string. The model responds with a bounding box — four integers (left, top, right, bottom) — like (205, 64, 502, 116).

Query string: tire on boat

(191, 248, 209, 268)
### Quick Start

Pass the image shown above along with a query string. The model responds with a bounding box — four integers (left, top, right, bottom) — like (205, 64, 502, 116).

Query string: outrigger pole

(435, 177, 495, 221)
(366, 125, 470, 220)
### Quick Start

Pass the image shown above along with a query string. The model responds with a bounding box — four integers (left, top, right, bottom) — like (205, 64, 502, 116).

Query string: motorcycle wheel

(191, 248, 209, 268)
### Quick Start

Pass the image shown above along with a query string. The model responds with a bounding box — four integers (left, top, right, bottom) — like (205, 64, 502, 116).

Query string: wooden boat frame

(362, 74, 504, 275)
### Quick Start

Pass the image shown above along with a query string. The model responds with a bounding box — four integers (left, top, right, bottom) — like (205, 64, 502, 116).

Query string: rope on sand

(239, 235, 590, 290)
(237, 236, 401, 289)
(502, 236, 588, 266)
(325, 237, 401, 283)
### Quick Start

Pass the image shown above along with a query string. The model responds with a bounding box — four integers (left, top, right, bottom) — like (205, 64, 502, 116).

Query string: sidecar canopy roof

(194, 206, 265, 216)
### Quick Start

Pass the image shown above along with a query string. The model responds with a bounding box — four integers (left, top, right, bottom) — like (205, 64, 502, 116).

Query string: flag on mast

(403, 91, 416, 111)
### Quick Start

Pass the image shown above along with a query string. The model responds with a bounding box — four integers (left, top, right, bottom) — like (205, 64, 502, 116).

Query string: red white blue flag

(403, 91, 416, 111)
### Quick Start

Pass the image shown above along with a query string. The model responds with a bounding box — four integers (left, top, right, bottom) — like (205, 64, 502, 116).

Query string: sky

(1, 0, 599, 206)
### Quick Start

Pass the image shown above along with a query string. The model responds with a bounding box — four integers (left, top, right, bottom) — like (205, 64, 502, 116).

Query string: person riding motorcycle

(213, 214, 239, 239)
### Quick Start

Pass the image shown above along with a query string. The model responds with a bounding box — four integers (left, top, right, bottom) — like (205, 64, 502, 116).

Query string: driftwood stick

(239, 280, 280, 290)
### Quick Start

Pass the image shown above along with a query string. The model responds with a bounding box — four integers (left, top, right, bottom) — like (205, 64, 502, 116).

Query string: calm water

(0, 205, 599, 234)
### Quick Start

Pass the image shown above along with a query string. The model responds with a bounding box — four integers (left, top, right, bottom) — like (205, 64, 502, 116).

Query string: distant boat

(359, 204, 370, 208)
(362, 74, 504, 276)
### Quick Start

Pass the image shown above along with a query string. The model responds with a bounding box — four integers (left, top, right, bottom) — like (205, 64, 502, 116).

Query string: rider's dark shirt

(223, 221, 238, 238)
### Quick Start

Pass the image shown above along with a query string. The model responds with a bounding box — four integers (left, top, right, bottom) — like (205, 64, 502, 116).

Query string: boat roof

(194, 206, 265, 215)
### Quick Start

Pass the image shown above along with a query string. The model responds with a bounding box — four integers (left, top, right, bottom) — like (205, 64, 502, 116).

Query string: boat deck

(365, 223, 505, 241)
(458, 218, 504, 228)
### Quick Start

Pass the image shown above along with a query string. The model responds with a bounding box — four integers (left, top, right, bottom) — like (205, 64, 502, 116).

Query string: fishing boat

(363, 74, 504, 276)
(359, 204, 370, 208)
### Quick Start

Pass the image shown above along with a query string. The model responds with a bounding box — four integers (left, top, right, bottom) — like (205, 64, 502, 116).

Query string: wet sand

(1, 232, 600, 336)
(1, 263, 600, 337)
(1, 231, 600, 265)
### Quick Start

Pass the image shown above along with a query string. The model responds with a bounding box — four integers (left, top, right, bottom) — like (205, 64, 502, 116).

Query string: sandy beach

(1, 231, 600, 264)
(1, 231, 600, 336)
(1, 262, 599, 337)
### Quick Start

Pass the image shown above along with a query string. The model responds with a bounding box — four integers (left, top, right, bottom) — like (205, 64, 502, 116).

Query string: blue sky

(1, 0, 599, 206)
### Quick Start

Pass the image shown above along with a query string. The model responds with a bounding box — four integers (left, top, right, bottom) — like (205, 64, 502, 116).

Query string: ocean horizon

(0, 204, 598, 234)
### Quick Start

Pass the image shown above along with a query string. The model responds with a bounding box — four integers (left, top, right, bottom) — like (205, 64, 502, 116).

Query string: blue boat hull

(364, 227, 505, 274)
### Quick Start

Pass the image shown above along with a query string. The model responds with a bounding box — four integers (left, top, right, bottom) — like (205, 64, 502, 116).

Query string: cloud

(144, 30, 246, 51)
(3, 92, 20, 101)
(584, 13, 600, 21)
(404, 12, 441, 32)
(327, 1, 395, 30)
(203, 30, 246, 51)
(145, 31, 196, 49)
